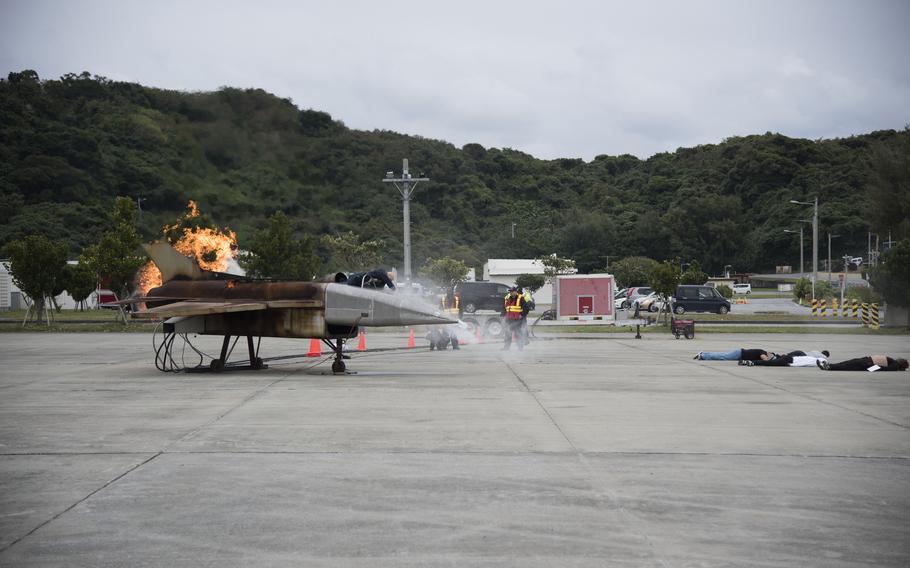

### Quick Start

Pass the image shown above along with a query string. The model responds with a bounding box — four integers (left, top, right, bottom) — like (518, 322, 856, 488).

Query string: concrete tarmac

(1, 331, 909, 567)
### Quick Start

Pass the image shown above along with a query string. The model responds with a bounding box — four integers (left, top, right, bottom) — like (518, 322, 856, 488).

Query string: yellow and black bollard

(871, 303, 880, 330)
(819, 299, 827, 317)
(861, 303, 870, 327)
(831, 298, 839, 316)
(811, 299, 818, 317)
(851, 299, 858, 319)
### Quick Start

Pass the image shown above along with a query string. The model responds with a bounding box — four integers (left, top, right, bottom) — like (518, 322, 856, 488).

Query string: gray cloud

(1, 0, 908, 159)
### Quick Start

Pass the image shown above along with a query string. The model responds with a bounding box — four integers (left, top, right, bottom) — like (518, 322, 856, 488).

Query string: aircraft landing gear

(325, 338, 348, 374)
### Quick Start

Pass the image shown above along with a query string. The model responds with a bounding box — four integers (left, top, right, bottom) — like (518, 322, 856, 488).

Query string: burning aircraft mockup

(138, 243, 456, 373)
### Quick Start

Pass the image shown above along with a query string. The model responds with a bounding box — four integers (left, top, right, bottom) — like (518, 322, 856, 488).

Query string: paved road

(727, 296, 811, 315)
(617, 297, 866, 317)
(1, 332, 909, 566)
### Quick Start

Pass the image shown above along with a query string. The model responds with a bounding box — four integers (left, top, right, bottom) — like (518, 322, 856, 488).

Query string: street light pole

(382, 159, 429, 284)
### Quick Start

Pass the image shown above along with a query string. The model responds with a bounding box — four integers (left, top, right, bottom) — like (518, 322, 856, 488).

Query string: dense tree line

(1, 70, 906, 278)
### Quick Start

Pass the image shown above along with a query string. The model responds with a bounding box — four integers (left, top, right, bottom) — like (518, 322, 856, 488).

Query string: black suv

(454, 281, 511, 313)
(672, 285, 731, 314)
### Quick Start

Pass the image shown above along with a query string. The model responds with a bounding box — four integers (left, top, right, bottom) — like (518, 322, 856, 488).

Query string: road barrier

(812, 298, 873, 326)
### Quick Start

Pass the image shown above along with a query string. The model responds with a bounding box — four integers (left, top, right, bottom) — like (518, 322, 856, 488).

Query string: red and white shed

(555, 274, 616, 321)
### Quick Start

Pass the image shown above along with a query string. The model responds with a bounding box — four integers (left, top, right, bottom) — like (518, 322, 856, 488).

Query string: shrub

(793, 277, 812, 302)
(716, 284, 733, 298)
(843, 285, 881, 304)
(814, 280, 837, 300)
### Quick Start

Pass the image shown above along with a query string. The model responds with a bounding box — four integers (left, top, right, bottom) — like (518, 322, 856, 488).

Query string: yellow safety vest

(504, 296, 524, 319)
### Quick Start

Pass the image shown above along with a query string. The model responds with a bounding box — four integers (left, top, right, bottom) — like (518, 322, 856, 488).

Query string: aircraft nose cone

(325, 284, 458, 327)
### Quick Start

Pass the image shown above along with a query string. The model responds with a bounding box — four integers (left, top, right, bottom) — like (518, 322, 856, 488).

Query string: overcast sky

(2, 0, 908, 160)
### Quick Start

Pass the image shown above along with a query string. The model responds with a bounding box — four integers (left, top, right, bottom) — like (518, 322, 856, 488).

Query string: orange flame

(137, 200, 238, 296)
(137, 263, 163, 296)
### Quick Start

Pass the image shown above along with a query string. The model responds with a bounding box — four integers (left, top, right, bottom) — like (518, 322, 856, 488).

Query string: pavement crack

(500, 358, 578, 453)
(0, 452, 162, 554)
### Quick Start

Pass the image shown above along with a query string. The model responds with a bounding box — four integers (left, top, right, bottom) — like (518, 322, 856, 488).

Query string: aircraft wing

(144, 301, 268, 317)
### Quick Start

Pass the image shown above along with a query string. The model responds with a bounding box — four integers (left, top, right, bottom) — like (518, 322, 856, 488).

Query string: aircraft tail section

(142, 242, 213, 283)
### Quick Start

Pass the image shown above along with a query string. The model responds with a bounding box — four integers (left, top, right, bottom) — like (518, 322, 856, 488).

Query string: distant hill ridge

(1, 70, 905, 274)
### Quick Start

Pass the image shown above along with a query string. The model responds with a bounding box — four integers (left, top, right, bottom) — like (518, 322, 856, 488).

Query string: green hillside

(1, 70, 905, 275)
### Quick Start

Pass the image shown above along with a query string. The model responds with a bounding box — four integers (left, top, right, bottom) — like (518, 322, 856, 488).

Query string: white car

(631, 292, 664, 312)
(613, 289, 628, 310)
(732, 283, 752, 295)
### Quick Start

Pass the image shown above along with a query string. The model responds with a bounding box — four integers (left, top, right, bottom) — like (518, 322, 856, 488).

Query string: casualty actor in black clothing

(817, 355, 909, 372)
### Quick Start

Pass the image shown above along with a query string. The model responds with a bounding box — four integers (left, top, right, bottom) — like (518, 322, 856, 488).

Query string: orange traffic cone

(407, 328, 416, 348)
(357, 330, 366, 351)
(475, 325, 483, 343)
(306, 338, 321, 357)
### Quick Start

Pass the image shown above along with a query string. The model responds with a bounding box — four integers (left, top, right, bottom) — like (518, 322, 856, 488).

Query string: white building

(0, 260, 19, 310)
(481, 258, 576, 307)
(1, 260, 85, 311)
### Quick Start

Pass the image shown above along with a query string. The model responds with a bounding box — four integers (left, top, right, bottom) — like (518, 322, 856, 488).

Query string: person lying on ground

(694, 348, 826, 361)
(817, 355, 908, 372)
(694, 348, 772, 361)
(739, 350, 830, 367)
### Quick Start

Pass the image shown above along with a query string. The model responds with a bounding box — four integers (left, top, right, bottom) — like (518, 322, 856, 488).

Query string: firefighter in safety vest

(501, 287, 526, 350)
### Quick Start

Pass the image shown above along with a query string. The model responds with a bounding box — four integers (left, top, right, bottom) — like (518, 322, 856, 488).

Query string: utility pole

(868, 231, 873, 268)
(790, 198, 818, 299)
(382, 159, 429, 284)
(813, 197, 818, 297)
(827, 232, 840, 282)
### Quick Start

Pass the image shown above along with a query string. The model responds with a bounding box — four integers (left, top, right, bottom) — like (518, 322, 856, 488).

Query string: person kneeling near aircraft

(817, 355, 908, 372)
(427, 327, 459, 351)
(739, 350, 830, 367)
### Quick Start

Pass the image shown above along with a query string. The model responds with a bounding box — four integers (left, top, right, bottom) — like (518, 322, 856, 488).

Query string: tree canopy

(419, 257, 469, 286)
(320, 231, 385, 273)
(2, 70, 907, 279)
(239, 211, 319, 279)
(515, 273, 546, 293)
(3, 234, 69, 322)
(611, 256, 658, 288)
(870, 239, 910, 308)
(79, 197, 145, 297)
